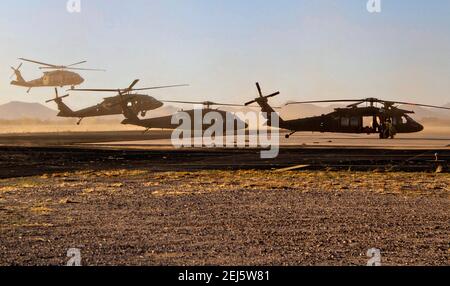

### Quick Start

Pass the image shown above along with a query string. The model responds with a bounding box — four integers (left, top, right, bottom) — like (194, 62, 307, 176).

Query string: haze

(0, 0, 449, 110)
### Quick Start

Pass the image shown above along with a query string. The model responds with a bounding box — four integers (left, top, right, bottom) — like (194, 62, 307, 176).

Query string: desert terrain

(0, 169, 448, 266)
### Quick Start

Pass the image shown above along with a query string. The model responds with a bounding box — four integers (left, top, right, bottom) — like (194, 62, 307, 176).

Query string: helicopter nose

(417, 123, 424, 132)
(79, 76, 85, 84)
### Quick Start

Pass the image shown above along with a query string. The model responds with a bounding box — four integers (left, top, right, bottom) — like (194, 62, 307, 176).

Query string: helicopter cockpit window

(341, 117, 350, 127)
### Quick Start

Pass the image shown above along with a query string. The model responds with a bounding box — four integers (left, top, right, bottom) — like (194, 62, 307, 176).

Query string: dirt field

(1, 169, 448, 266)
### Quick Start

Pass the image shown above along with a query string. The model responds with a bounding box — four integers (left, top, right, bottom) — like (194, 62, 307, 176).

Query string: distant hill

(0, 101, 447, 122)
(0, 101, 58, 121)
(0, 101, 181, 122)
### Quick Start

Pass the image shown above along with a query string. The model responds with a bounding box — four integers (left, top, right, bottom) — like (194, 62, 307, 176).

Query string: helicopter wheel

(141, 111, 147, 117)
(285, 134, 290, 139)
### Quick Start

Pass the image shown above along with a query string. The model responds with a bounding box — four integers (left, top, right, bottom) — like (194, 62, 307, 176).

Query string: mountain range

(0, 101, 448, 122)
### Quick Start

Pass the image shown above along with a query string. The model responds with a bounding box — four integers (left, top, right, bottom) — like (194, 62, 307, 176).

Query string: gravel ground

(0, 170, 449, 266)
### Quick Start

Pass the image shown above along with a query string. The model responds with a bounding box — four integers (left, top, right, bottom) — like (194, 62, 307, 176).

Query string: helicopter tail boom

(9, 64, 29, 87)
(47, 88, 75, 117)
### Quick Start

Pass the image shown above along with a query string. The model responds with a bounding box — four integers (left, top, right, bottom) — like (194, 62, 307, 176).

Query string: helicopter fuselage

(56, 93, 163, 119)
(11, 70, 84, 88)
(122, 108, 248, 132)
(282, 106, 424, 134)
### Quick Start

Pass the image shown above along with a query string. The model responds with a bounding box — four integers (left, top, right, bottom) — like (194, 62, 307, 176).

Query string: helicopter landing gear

(26, 88, 31, 93)
(77, 118, 83, 125)
(285, 131, 296, 139)
(140, 111, 147, 117)
(70, 85, 75, 90)
(379, 129, 395, 139)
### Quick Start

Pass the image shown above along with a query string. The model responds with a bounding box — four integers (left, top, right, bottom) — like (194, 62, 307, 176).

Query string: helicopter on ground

(121, 100, 248, 133)
(10, 58, 105, 93)
(49, 79, 187, 125)
(245, 82, 450, 139)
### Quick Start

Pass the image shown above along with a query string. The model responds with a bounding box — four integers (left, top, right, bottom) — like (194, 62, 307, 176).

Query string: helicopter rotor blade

(67, 60, 88, 67)
(256, 82, 263, 97)
(285, 99, 365, 106)
(46, 94, 69, 103)
(161, 100, 246, 107)
(40, 67, 106, 71)
(127, 79, 140, 91)
(69, 83, 188, 93)
(46, 88, 70, 103)
(347, 101, 367, 108)
(69, 88, 118, 92)
(245, 100, 257, 106)
(246, 82, 280, 106)
(18, 58, 58, 68)
(130, 84, 189, 91)
(63, 67, 106, 72)
(387, 101, 450, 110)
(266, 92, 281, 99)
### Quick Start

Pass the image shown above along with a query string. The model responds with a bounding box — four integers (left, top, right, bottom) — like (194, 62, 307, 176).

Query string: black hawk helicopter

(121, 100, 248, 132)
(245, 82, 450, 139)
(48, 79, 187, 125)
(10, 58, 105, 93)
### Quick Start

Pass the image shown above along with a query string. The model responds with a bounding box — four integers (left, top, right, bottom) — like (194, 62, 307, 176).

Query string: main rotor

(160, 100, 247, 110)
(18, 58, 105, 72)
(70, 79, 189, 96)
(286, 97, 450, 111)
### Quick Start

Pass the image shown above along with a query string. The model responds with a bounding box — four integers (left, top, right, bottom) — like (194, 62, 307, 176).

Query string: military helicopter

(10, 58, 105, 93)
(121, 100, 248, 133)
(48, 79, 187, 125)
(245, 82, 450, 139)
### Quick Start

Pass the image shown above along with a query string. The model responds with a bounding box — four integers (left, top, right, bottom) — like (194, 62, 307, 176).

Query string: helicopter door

(340, 117, 350, 128)
(350, 117, 361, 131)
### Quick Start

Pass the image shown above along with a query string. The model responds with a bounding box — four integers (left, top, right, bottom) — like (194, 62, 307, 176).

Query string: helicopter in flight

(49, 79, 187, 125)
(10, 58, 105, 93)
(245, 82, 450, 139)
(121, 100, 248, 133)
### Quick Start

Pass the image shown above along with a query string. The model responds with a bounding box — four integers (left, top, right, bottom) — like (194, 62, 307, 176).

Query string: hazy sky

(0, 0, 449, 109)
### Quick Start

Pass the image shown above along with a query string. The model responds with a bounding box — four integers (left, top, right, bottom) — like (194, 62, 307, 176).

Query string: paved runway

(91, 132, 450, 150)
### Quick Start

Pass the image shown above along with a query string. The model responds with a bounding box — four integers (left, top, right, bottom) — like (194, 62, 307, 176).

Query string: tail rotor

(245, 82, 280, 106)
(9, 63, 23, 79)
(46, 88, 70, 103)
